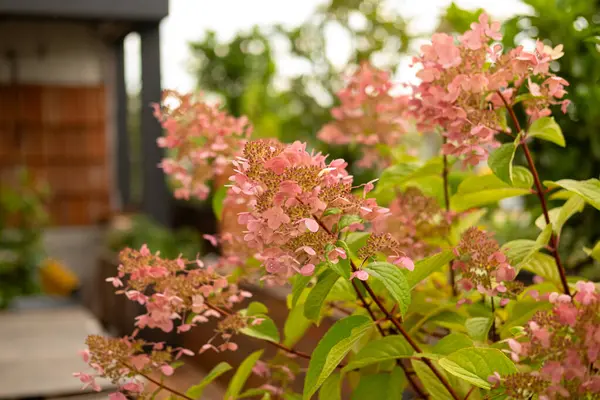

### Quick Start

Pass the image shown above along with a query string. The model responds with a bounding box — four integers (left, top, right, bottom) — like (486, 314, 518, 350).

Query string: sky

(124, 0, 531, 93)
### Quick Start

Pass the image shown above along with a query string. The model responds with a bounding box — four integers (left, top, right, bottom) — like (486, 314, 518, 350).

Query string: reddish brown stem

(496, 90, 571, 296)
(313, 221, 460, 399)
(352, 263, 461, 400)
(204, 301, 324, 365)
(314, 215, 428, 398)
(121, 362, 193, 400)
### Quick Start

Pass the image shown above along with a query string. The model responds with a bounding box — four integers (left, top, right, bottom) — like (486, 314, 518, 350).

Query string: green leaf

(488, 143, 516, 184)
(292, 273, 313, 307)
(345, 232, 370, 255)
(451, 174, 531, 211)
(500, 298, 553, 339)
(240, 315, 280, 343)
(520, 252, 561, 289)
(535, 194, 585, 235)
(304, 270, 340, 321)
(335, 215, 363, 232)
(212, 186, 227, 221)
(465, 317, 493, 342)
(351, 371, 406, 400)
(432, 332, 474, 355)
(412, 360, 455, 400)
(528, 116, 565, 147)
(238, 388, 270, 399)
(404, 157, 445, 182)
(544, 179, 600, 210)
(303, 316, 373, 400)
(323, 208, 342, 217)
(536, 223, 553, 247)
(246, 301, 268, 316)
(319, 373, 341, 400)
(225, 350, 264, 399)
(406, 250, 454, 289)
(438, 347, 517, 389)
(331, 240, 352, 279)
(512, 166, 534, 189)
(186, 362, 232, 399)
(343, 335, 413, 372)
(284, 303, 311, 347)
(501, 239, 542, 267)
(584, 241, 600, 262)
(363, 262, 411, 316)
(376, 163, 419, 191)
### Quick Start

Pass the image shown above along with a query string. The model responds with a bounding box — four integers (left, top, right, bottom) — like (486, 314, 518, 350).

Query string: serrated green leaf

(500, 300, 553, 339)
(303, 315, 373, 400)
(535, 194, 585, 235)
(343, 335, 413, 372)
(319, 373, 341, 400)
(304, 270, 340, 321)
(246, 301, 268, 316)
(488, 143, 516, 184)
(438, 347, 517, 389)
(335, 215, 363, 232)
(528, 116, 565, 147)
(536, 223, 553, 247)
(512, 166, 534, 189)
(544, 179, 600, 210)
(406, 250, 454, 289)
(520, 252, 561, 289)
(345, 232, 371, 255)
(225, 350, 264, 399)
(363, 262, 411, 316)
(186, 362, 232, 399)
(584, 241, 600, 262)
(412, 360, 455, 400)
(240, 314, 280, 343)
(451, 174, 530, 211)
(292, 273, 313, 307)
(238, 388, 270, 399)
(284, 302, 311, 347)
(212, 186, 227, 221)
(351, 371, 405, 400)
(430, 333, 472, 356)
(465, 317, 493, 342)
(501, 239, 542, 267)
(323, 208, 342, 216)
(331, 240, 352, 279)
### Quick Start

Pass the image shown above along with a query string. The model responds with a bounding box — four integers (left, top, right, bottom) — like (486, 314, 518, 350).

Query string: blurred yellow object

(39, 258, 79, 296)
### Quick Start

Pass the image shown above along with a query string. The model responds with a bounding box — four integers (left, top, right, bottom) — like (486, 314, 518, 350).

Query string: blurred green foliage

(188, 0, 410, 182)
(0, 169, 48, 308)
(440, 0, 600, 275)
(105, 214, 203, 260)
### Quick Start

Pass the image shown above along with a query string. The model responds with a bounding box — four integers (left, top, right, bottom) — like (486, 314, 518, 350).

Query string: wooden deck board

(0, 306, 115, 399)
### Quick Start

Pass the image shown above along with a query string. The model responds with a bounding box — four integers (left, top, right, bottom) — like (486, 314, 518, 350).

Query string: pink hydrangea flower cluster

(110, 244, 253, 348)
(75, 334, 192, 400)
(411, 13, 569, 165)
(153, 90, 253, 200)
(230, 140, 390, 283)
(318, 63, 410, 168)
(500, 282, 600, 398)
(453, 227, 521, 300)
(381, 187, 454, 260)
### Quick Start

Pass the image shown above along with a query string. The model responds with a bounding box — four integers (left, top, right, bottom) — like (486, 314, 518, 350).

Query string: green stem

(442, 145, 457, 297)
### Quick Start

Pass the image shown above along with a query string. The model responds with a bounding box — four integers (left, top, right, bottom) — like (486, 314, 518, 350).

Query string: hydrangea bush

(77, 14, 600, 400)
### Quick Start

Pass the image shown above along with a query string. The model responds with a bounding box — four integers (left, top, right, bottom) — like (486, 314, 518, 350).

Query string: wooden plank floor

(0, 306, 115, 399)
